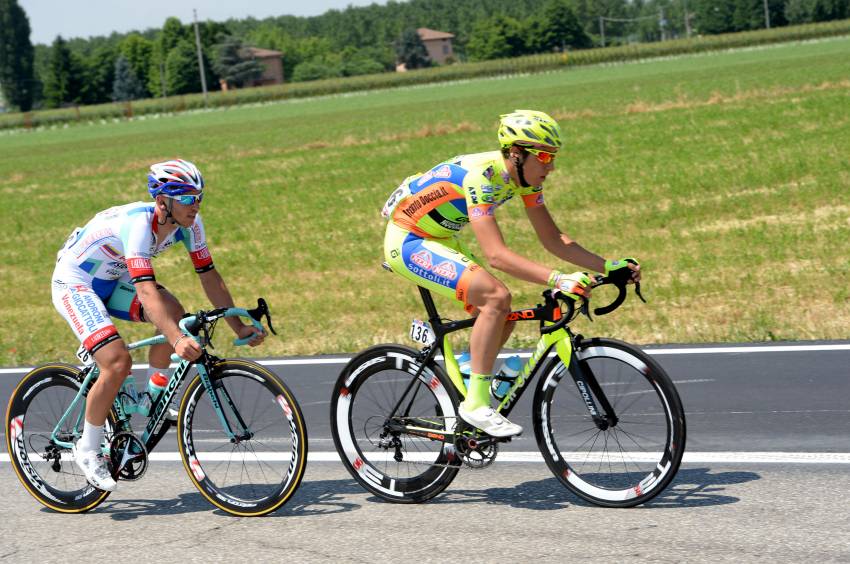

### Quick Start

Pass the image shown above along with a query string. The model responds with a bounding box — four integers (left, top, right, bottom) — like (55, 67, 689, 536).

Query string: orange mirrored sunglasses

(524, 147, 557, 164)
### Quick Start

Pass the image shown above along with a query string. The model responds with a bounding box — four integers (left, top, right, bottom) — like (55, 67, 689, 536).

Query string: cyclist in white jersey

(52, 159, 264, 491)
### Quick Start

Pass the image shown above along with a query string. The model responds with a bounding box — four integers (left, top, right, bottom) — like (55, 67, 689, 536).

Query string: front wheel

(5, 364, 116, 513)
(177, 359, 308, 516)
(533, 338, 686, 507)
(331, 344, 462, 503)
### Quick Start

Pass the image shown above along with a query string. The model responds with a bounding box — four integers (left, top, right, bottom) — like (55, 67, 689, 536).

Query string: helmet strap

(512, 150, 531, 188)
(157, 197, 175, 226)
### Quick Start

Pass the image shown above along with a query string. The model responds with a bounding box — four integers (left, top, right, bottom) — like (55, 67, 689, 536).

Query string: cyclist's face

(515, 147, 556, 187)
(158, 190, 201, 227)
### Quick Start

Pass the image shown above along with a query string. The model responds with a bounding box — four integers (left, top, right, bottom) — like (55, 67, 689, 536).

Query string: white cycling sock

(78, 420, 104, 454)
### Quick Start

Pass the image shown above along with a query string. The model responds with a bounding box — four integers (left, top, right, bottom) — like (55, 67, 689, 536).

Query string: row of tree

(1, 0, 849, 112)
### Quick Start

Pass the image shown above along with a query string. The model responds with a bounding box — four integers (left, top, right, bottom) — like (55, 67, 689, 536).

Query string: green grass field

(1, 36, 848, 366)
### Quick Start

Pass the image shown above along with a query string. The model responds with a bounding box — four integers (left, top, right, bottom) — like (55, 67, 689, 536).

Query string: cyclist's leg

(384, 224, 520, 436)
(52, 280, 126, 490)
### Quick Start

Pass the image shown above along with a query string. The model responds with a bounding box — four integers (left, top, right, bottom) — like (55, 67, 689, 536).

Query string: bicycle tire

(533, 338, 686, 507)
(331, 344, 462, 503)
(5, 363, 116, 513)
(177, 359, 308, 516)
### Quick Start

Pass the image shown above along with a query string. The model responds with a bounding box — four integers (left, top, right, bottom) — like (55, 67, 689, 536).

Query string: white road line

(2, 452, 850, 464)
(1, 343, 848, 375)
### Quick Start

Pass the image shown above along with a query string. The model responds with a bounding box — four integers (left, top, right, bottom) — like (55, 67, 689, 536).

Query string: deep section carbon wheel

(5, 364, 116, 512)
(533, 338, 686, 507)
(177, 359, 307, 516)
(331, 344, 462, 503)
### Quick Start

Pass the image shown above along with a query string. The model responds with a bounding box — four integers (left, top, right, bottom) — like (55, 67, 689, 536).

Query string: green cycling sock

(463, 372, 492, 410)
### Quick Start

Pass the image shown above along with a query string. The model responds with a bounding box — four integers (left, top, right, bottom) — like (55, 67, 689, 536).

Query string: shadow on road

(90, 479, 365, 520)
(424, 467, 760, 510)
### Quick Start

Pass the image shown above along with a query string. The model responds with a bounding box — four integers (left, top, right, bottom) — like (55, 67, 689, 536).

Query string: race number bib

(409, 319, 435, 346)
(75, 343, 95, 366)
(381, 176, 415, 219)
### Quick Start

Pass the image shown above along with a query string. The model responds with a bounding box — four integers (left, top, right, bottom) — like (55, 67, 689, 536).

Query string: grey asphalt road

(2, 343, 849, 561)
(3, 343, 849, 452)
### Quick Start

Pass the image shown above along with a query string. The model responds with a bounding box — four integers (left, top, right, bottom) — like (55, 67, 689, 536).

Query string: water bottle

(456, 351, 471, 388)
(119, 373, 139, 415)
(492, 355, 522, 400)
(137, 372, 168, 416)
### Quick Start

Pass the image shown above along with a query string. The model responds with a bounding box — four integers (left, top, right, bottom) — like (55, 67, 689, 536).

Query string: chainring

(109, 432, 149, 481)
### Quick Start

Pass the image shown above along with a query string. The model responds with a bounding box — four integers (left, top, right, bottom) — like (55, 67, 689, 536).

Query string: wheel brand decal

(10, 415, 23, 441)
(190, 457, 205, 481)
(276, 394, 293, 418)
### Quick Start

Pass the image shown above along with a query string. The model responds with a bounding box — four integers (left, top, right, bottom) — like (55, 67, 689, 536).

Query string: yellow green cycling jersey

(381, 150, 545, 238)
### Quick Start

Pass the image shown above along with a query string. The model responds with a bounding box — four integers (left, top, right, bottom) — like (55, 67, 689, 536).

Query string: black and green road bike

(331, 266, 685, 506)
(6, 299, 307, 516)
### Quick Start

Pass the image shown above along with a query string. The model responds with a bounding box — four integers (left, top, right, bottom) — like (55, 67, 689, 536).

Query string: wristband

(173, 334, 187, 349)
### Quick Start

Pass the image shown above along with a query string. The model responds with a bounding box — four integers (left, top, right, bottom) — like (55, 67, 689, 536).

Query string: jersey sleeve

(519, 185, 545, 208)
(180, 214, 215, 274)
(121, 210, 157, 284)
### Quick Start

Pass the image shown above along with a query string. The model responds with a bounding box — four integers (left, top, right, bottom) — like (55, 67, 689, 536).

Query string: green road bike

(331, 266, 685, 506)
(6, 299, 307, 516)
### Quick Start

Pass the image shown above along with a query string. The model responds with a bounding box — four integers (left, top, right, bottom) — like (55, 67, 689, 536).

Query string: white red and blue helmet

(147, 159, 204, 197)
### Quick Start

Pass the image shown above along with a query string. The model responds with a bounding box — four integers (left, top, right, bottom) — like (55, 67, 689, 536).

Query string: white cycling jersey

(52, 202, 214, 352)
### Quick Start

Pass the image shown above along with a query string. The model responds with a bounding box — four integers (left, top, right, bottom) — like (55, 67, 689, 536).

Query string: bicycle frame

(390, 286, 613, 436)
(49, 307, 262, 455)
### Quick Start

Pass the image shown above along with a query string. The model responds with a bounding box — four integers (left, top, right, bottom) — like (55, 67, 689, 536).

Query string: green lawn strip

(0, 37, 847, 365)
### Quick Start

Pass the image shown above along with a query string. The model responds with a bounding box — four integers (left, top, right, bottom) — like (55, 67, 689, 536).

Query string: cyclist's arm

(197, 268, 252, 334)
(525, 204, 606, 273)
(134, 279, 191, 348)
(469, 213, 552, 285)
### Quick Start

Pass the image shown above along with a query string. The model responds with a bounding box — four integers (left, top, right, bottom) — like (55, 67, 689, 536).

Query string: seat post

(418, 286, 441, 325)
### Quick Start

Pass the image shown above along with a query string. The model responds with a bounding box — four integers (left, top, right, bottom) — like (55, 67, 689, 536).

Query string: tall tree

(212, 34, 263, 88)
(394, 28, 431, 69)
(164, 39, 200, 95)
(119, 34, 153, 96)
(466, 15, 526, 61)
(42, 36, 82, 108)
(0, 0, 35, 111)
(538, 0, 592, 50)
(112, 54, 145, 101)
(693, 0, 737, 33)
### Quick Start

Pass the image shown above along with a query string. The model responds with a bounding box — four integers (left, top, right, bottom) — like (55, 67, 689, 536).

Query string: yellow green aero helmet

(498, 109, 563, 151)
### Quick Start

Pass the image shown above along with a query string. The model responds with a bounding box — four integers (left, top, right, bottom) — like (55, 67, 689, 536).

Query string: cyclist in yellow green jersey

(383, 109, 641, 437)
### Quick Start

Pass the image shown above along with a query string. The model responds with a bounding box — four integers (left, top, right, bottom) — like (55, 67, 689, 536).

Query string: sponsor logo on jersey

(410, 250, 433, 270)
(483, 166, 495, 180)
(399, 185, 451, 219)
(433, 261, 458, 280)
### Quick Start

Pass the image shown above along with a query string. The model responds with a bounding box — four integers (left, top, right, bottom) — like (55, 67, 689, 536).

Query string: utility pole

(193, 9, 208, 107)
(599, 16, 606, 47)
(763, 0, 771, 28)
(683, 0, 692, 38)
(659, 7, 667, 41)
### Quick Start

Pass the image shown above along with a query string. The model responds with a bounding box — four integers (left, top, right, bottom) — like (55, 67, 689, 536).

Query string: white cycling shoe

(72, 444, 117, 492)
(458, 403, 523, 438)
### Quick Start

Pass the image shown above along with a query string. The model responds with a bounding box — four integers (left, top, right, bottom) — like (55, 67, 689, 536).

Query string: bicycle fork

(567, 353, 619, 430)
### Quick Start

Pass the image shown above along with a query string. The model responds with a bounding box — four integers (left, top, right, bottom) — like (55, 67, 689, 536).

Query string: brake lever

(255, 297, 278, 336)
(634, 282, 647, 303)
(580, 298, 593, 322)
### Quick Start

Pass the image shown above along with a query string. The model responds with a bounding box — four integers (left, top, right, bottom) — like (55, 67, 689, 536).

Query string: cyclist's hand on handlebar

(550, 270, 593, 300)
(174, 334, 202, 361)
(236, 324, 265, 347)
(604, 258, 641, 284)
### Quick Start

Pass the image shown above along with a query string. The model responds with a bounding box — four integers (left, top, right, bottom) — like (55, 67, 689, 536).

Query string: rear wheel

(534, 338, 686, 507)
(5, 364, 116, 513)
(331, 345, 462, 503)
(177, 359, 308, 516)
